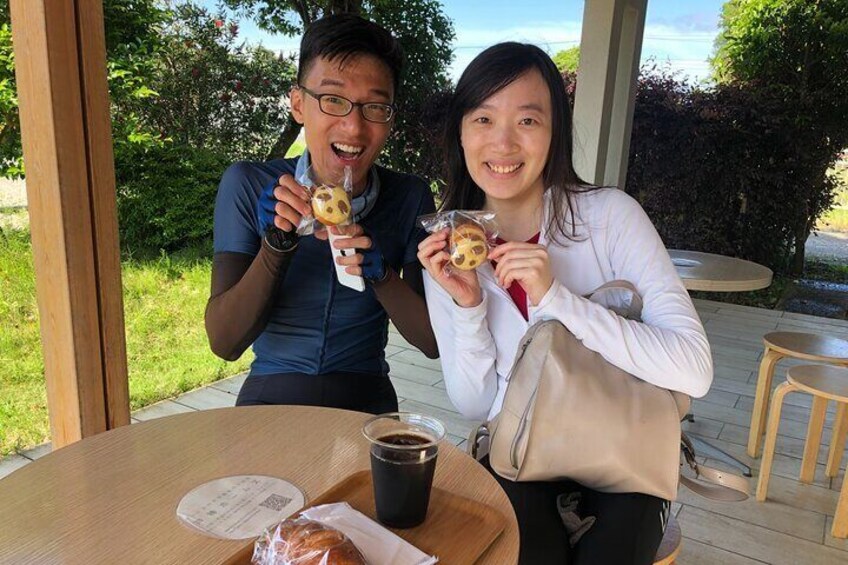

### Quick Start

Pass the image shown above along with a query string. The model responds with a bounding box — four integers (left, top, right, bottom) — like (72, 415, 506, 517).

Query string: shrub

(115, 142, 230, 253)
(624, 67, 837, 273)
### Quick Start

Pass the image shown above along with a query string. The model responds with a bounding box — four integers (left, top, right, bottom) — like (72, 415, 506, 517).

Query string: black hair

(298, 14, 404, 98)
(441, 42, 594, 242)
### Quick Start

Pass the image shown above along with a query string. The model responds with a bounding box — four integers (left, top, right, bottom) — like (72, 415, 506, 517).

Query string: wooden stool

(747, 332, 848, 458)
(756, 365, 848, 538)
(653, 514, 681, 565)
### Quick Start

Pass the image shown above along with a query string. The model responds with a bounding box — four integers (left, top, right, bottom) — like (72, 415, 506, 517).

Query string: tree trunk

(266, 116, 302, 160)
(791, 219, 808, 277)
(790, 195, 814, 277)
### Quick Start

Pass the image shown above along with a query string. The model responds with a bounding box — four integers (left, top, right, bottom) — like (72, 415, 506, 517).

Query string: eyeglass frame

(296, 84, 397, 124)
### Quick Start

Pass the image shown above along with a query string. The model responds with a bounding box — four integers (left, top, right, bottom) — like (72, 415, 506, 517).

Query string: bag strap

(468, 422, 490, 461)
(679, 433, 749, 501)
(584, 280, 643, 320)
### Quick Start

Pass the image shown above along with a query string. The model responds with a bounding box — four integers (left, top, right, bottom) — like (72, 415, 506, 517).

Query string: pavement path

(806, 229, 848, 263)
(0, 178, 26, 208)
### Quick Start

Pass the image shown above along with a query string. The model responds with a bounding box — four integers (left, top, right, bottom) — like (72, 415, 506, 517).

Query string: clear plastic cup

(362, 413, 446, 528)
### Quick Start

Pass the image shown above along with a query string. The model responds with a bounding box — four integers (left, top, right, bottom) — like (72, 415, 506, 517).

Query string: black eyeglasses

(298, 85, 396, 124)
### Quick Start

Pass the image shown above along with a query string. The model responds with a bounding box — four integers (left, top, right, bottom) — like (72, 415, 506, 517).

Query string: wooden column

(10, 0, 129, 448)
(572, 0, 647, 189)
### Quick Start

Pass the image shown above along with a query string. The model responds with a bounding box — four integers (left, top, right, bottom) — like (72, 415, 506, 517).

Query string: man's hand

(488, 242, 553, 306)
(320, 224, 385, 279)
(256, 174, 312, 233)
(417, 228, 482, 308)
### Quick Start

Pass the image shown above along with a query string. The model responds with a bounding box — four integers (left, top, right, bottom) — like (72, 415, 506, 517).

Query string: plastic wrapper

(418, 210, 498, 273)
(252, 516, 367, 565)
(293, 166, 354, 236)
(253, 503, 438, 565)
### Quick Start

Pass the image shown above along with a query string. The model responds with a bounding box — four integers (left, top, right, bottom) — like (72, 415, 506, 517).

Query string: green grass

(804, 259, 848, 283)
(819, 207, 848, 232)
(0, 229, 252, 457)
(0, 229, 45, 456)
(818, 166, 848, 232)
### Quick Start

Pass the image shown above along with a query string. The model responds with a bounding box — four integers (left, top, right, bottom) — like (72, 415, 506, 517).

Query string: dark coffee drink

(370, 432, 438, 528)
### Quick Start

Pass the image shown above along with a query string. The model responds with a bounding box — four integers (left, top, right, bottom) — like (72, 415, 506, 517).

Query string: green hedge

(115, 143, 230, 253)
(623, 71, 837, 274)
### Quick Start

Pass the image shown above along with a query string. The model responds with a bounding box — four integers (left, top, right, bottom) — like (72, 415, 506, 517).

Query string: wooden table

(0, 406, 519, 564)
(669, 249, 773, 292)
(668, 249, 772, 478)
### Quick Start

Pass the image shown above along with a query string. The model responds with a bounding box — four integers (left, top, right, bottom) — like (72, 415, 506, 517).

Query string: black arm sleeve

(204, 240, 295, 361)
(372, 261, 439, 359)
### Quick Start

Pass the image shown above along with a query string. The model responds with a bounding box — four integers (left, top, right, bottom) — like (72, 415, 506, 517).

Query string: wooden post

(10, 0, 130, 448)
(572, 0, 647, 189)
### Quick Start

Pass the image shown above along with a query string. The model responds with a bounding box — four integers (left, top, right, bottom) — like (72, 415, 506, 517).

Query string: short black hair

(441, 42, 594, 243)
(298, 14, 404, 97)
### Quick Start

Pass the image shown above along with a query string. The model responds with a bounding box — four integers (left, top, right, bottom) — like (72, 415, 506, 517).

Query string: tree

(553, 46, 580, 73)
(0, 0, 168, 177)
(219, 0, 455, 182)
(132, 3, 296, 160)
(113, 2, 298, 251)
(711, 0, 848, 275)
(0, 19, 20, 177)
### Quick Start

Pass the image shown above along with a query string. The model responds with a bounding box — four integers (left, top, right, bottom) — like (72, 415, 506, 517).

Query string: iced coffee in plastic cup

(362, 413, 446, 528)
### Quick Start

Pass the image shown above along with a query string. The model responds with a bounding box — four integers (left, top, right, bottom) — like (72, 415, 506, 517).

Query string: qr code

(259, 493, 293, 512)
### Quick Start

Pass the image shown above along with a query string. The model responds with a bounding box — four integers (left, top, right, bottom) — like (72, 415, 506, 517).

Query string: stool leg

(826, 403, 848, 479)
(757, 382, 796, 501)
(748, 349, 783, 458)
(801, 396, 828, 484)
(833, 466, 848, 538)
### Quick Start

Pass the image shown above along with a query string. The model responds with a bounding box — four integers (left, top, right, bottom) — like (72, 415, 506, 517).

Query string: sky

(210, 0, 725, 84)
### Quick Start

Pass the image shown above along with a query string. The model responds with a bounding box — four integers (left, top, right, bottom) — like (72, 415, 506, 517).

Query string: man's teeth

(488, 163, 522, 174)
(333, 143, 364, 154)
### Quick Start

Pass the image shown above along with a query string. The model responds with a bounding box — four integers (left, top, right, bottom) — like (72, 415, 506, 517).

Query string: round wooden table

(0, 406, 519, 564)
(669, 249, 773, 292)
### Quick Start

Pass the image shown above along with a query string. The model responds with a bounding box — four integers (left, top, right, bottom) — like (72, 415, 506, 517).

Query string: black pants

(482, 456, 668, 565)
(235, 371, 399, 415)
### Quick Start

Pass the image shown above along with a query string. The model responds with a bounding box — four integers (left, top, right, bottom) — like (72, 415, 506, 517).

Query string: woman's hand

(488, 242, 553, 306)
(417, 229, 483, 308)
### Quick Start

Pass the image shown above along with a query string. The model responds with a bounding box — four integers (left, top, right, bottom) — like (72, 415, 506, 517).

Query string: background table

(669, 249, 773, 292)
(668, 249, 774, 477)
(0, 406, 519, 564)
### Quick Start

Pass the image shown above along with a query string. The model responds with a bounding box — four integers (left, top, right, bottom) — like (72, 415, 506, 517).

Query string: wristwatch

(264, 227, 299, 253)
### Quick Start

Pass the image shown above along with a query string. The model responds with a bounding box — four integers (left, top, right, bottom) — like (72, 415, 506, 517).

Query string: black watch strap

(264, 227, 299, 253)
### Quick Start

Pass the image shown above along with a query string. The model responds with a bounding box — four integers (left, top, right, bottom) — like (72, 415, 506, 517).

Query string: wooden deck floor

(3, 298, 848, 563)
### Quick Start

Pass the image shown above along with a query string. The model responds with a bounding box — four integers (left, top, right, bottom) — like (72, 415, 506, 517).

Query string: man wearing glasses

(206, 14, 438, 413)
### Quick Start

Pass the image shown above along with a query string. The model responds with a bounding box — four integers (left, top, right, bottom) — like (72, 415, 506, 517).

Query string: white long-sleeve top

(424, 188, 713, 422)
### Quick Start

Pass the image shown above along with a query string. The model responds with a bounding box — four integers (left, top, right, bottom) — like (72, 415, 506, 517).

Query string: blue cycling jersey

(213, 154, 435, 377)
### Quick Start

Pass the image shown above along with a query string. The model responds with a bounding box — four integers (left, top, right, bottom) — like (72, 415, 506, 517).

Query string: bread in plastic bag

(418, 210, 498, 272)
(293, 166, 354, 236)
(252, 516, 367, 565)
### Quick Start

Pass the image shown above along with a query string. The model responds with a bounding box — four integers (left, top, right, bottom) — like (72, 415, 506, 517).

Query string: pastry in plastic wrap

(450, 222, 488, 271)
(252, 517, 367, 565)
(311, 185, 352, 226)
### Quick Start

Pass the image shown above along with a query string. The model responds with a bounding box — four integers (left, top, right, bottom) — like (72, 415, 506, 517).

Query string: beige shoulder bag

(471, 281, 748, 502)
